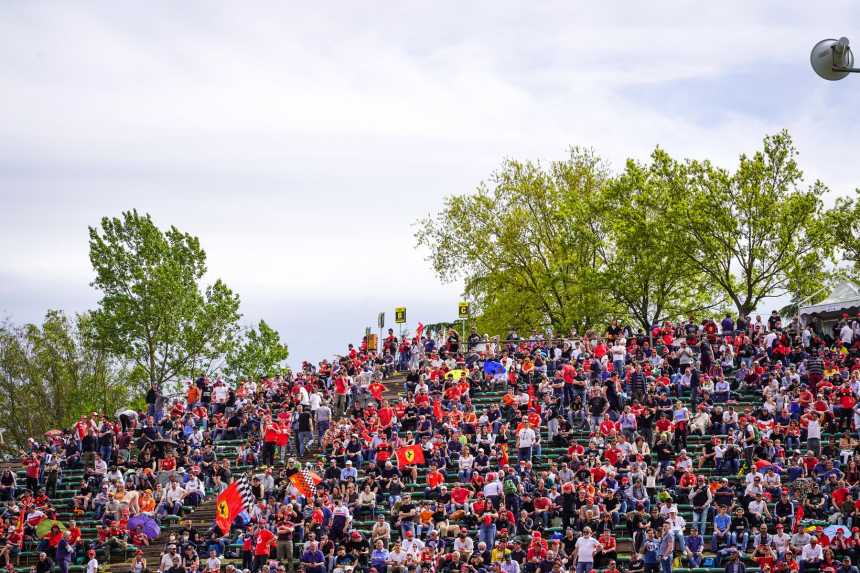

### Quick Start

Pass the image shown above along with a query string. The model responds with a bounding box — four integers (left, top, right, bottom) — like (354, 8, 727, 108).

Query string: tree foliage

(418, 131, 836, 337)
(671, 130, 833, 316)
(416, 148, 613, 336)
(88, 210, 242, 391)
(599, 150, 722, 332)
(825, 190, 860, 279)
(0, 311, 135, 453)
(225, 320, 290, 380)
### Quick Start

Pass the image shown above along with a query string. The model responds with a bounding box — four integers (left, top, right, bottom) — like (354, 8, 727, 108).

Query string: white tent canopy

(799, 280, 860, 324)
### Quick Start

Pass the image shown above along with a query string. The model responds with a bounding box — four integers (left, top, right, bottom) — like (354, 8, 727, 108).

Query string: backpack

(503, 478, 518, 495)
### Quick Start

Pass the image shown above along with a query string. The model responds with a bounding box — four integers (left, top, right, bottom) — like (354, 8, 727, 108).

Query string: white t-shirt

(807, 419, 822, 440)
(87, 558, 99, 573)
(518, 428, 536, 448)
(575, 536, 601, 562)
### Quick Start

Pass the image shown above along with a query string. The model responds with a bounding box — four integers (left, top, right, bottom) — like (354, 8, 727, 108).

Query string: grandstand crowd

(5, 311, 860, 573)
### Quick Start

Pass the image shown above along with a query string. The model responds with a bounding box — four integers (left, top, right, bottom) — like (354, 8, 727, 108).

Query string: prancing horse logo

(217, 500, 229, 519)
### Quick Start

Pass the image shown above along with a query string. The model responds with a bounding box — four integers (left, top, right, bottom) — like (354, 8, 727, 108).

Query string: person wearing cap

(765, 523, 791, 561)
(159, 544, 179, 573)
(724, 547, 745, 573)
(838, 557, 859, 573)
(401, 529, 424, 560)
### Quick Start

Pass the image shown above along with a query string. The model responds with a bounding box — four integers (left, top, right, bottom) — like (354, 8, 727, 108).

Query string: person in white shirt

(86, 550, 99, 573)
(667, 510, 687, 553)
(610, 340, 627, 374)
(158, 482, 186, 517)
(212, 382, 228, 405)
(517, 424, 537, 462)
(573, 527, 603, 573)
(770, 524, 791, 561)
(401, 531, 425, 558)
(183, 475, 205, 506)
(206, 550, 221, 573)
(842, 323, 854, 345)
(800, 537, 823, 571)
(458, 449, 475, 480)
(159, 546, 179, 573)
(748, 493, 771, 524)
(452, 529, 474, 559)
(807, 414, 822, 455)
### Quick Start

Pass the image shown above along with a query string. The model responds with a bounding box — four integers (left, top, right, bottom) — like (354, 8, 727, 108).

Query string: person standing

(295, 405, 315, 458)
(724, 549, 746, 573)
(55, 532, 74, 573)
(806, 413, 822, 456)
(572, 526, 603, 573)
(516, 422, 536, 462)
(658, 522, 675, 573)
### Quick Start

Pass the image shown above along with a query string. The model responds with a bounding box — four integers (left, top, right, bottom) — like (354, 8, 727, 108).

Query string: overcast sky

(2, 2, 859, 364)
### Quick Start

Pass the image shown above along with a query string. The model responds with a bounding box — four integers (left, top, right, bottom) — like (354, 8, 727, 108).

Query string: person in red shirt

(425, 465, 445, 498)
(655, 416, 673, 440)
(526, 532, 548, 561)
(24, 456, 40, 493)
(599, 416, 619, 437)
(368, 380, 386, 404)
(532, 494, 554, 528)
(252, 526, 276, 572)
(450, 485, 471, 509)
(378, 402, 394, 429)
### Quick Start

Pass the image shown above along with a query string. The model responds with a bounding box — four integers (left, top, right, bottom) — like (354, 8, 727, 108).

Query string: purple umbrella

(128, 514, 161, 540)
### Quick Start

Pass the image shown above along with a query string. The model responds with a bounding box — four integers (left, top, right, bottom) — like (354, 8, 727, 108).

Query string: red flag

(396, 445, 425, 466)
(793, 504, 804, 533)
(500, 444, 509, 466)
(433, 398, 443, 422)
(215, 482, 244, 534)
(15, 507, 26, 548)
(416, 322, 425, 339)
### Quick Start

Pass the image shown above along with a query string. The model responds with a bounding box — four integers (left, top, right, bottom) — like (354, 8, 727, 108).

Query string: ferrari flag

(215, 482, 245, 534)
(396, 445, 425, 466)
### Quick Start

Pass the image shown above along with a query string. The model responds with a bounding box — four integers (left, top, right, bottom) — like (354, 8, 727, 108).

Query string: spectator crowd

(5, 311, 860, 573)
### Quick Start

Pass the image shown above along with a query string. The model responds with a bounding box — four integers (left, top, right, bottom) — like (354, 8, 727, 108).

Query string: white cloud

(1, 0, 859, 360)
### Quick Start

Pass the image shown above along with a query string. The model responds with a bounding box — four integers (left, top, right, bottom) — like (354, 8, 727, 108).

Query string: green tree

(88, 210, 242, 392)
(225, 320, 290, 380)
(599, 150, 722, 333)
(0, 311, 134, 452)
(416, 148, 613, 336)
(825, 191, 860, 278)
(671, 130, 833, 316)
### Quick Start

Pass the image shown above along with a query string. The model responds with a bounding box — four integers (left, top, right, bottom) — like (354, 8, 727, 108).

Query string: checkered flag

(235, 475, 256, 510)
(288, 467, 322, 498)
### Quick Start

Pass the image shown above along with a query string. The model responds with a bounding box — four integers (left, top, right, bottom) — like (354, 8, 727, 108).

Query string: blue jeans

(297, 431, 313, 457)
(576, 562, 593, 573)
(693, 508, 710, 534)
(660, 556, 672, 573)
(400, 521, 416, 538)
(731, 531, 748, 551)
(479, 523, 496, 548)
(518, 446, 532, 462)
